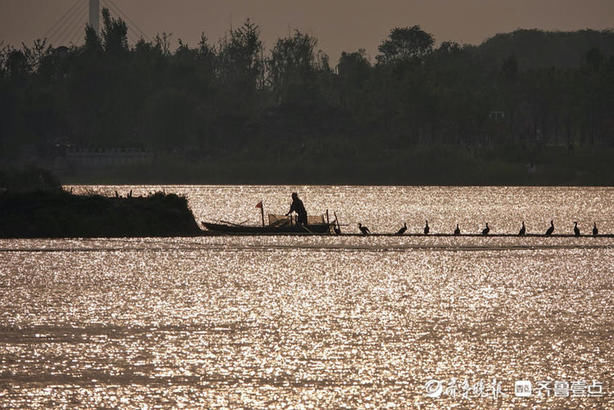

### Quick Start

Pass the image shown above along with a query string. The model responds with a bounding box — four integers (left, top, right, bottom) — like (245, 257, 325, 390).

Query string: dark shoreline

(57, 165, 614, 187)
(55, 144, 614, 187)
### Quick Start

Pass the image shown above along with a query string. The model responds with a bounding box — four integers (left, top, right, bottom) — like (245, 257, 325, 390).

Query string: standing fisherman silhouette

(286, 192, 308, 226)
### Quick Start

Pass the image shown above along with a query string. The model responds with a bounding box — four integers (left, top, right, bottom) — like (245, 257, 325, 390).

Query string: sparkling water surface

(1, 186, 613, 407)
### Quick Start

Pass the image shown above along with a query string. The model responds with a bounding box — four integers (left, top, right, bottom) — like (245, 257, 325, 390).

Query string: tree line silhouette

(1, 10, 614, 184)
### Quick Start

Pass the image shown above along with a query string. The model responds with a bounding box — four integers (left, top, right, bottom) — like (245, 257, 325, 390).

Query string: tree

(21, 39, 51, 72)
(337, 49, 371, 112)
(218, 19, 263, 92)
(6, 49, 30, 80)
(268, 30, 318, 104)
(337, 49, 371, 86)
(376, 26, 434, 64)
(101, 8, 128, 55)
(84, 25, 102, 54)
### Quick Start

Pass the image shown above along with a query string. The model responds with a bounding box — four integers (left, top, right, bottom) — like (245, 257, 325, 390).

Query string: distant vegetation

(1, 10, 614, 185)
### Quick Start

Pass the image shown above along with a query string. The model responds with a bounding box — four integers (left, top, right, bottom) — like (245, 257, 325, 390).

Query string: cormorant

(424, 220, 430, 235)
(573, 221, 580, 237)
(454, 224, 461, 236)
(358, 223, 370, 236)
(519, 221, 526, 236)
(482, 223, 490, 236)
(593, 222, 598, 236)
(545, 220, 554, 236)
(396, 223, 407, 236)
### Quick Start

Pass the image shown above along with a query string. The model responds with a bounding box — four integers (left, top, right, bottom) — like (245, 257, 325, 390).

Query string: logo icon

(515, 380, 532, 397)
(425, 380, 443, 398)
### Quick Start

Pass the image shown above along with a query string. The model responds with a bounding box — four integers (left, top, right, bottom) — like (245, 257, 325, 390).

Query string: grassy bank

(0, 189, 201, 238)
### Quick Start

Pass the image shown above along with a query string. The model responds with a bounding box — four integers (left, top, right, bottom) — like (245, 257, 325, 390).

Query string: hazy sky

(1, 0, 613, 61)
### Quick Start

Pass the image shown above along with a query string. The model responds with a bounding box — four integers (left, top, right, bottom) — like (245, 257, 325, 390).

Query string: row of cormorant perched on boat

(356, 220, 600, 236)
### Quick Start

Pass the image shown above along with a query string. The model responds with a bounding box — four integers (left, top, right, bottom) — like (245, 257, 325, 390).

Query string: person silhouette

(286, 192, 308, 225)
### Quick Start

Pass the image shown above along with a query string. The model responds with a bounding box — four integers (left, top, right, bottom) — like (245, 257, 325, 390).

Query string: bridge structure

(42, 0, 149, 46)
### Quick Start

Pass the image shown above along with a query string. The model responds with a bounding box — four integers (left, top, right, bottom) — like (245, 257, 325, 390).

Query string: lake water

(1, 185, 613, 407)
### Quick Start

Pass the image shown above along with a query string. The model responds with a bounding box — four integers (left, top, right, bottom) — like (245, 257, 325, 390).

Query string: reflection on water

(1, 186, 613, 407)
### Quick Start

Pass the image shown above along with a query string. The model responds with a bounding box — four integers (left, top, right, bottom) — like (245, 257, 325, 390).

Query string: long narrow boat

(201, 221, 333, 234)
(202, 214, 334, 235)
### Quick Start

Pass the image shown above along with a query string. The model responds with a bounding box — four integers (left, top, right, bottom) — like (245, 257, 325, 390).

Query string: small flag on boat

(255, 201, 263, 208)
